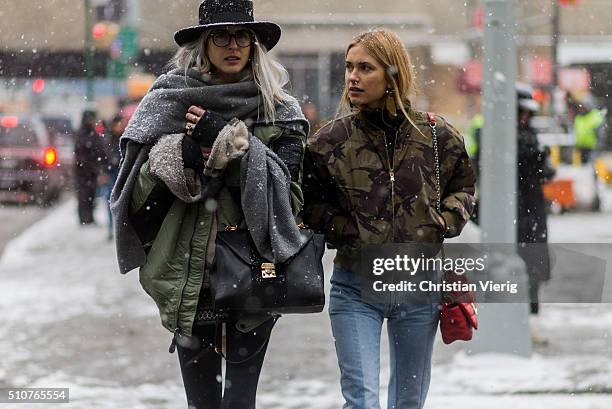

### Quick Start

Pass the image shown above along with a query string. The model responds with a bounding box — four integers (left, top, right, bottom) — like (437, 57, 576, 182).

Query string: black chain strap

(428, 114, 447, 261)
(429, 118, 441, 212)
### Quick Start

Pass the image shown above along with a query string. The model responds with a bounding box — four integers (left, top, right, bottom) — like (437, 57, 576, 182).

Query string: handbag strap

(427, 112, 441, 212)
(175, 316, 280, 367)
(214, 316, 280, 364)
(427, 112, 447, 262)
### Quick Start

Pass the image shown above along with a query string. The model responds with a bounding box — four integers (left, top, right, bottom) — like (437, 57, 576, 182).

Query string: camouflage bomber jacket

(303, 108, 476, 270)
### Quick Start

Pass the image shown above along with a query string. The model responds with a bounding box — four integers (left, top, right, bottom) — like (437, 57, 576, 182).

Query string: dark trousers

(579, 148, 593, 165)
(177, 318, 276, 409)
(76, 174, 97, 224)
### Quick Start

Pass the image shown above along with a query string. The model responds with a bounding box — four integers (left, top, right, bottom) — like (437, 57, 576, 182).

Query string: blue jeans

(329, 266, 440, 409)
(99, 168, 118, 233)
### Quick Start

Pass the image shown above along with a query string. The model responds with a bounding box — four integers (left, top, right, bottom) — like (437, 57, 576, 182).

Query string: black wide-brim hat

(174, 0, 281, 51)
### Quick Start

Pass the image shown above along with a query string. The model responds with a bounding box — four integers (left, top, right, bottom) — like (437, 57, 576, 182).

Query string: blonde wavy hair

(338, 28, 421, 130)
(169, 28, 293, 123)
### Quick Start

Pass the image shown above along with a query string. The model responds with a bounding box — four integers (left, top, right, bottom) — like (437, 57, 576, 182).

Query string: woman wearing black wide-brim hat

(110, 1, 309, 408)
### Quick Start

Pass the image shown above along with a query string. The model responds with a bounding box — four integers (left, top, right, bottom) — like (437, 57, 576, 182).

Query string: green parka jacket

(129, 123, 305, 336)
(303, 108, 476, 271)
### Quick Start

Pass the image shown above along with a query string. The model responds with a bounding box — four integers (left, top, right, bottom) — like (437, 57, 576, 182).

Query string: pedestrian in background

(75, 110, 107, 225)
(101, 114, 125, 239)
(303, 28, 475, 409)
(573, 94, 606, 164)
(110, 1, 309, 408)
(515, 93, 555, 320)
(302, 102, 323, 137)
(472, 87, 555, 322)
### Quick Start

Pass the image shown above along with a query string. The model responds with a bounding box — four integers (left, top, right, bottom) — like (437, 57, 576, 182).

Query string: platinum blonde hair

(169, 28, 293, 123)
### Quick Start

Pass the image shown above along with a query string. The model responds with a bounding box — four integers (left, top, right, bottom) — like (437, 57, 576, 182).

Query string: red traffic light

(91, 21, 120, 49)
(559, 0, 579, 6)
(32, 79, 45, 93)
(92, 22, 108, 40)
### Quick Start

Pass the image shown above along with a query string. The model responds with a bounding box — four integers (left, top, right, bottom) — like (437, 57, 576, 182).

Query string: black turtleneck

(362, 109, 405, 164)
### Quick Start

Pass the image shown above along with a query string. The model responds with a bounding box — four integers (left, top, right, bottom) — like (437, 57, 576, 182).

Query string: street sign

(559, 68, 590, 91)
(118, 27, 139, 62)
(458, 60, 483, 94)
(530, 56, 552, 86)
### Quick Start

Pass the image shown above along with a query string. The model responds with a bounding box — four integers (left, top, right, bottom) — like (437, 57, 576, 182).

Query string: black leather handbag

(209, 227, 326, 317)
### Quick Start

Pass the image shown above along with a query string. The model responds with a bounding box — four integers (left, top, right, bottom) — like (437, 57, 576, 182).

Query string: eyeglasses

(209, 29, 253, 48)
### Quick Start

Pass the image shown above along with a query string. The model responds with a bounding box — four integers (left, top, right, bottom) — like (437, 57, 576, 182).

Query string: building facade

(1, 0, 611, 126)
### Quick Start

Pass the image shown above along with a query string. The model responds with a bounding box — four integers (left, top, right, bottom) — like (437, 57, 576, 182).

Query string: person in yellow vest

(467, 112, 483, 159)
(574, 95, 605, 164)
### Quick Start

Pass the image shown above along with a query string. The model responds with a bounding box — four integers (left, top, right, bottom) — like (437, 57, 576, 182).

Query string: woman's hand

(185, 106, 227, 158)
(185, 105, 213, 158)
(185, 105, 205, 137)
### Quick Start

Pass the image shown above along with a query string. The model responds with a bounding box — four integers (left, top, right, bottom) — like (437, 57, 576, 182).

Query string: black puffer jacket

(75, 127, 108, 178)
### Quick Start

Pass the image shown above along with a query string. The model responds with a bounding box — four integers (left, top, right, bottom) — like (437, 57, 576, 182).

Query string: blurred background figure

(515, 86, 555, 325)
(74, 110, 108, 225)
(573, 94, 606, 165)
(467, 111, 483, 162)
(470, 85, 555, 332)
(301, 102, 322, 137)
(101, 113, 125, 238)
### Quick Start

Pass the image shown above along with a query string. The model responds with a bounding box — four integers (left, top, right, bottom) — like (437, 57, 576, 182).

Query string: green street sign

(118, 27, 139, 62)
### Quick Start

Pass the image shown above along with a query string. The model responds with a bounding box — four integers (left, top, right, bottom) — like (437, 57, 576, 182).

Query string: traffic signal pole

(84, 0, 94, 101)
(551, 1, 560, 89)
(124, 0, 141, 27)
(471, 0, 532, 357)
(118, 0, 141, 77)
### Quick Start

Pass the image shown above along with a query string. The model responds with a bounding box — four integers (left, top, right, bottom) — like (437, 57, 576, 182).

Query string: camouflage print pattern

(303, 107, 476, 270)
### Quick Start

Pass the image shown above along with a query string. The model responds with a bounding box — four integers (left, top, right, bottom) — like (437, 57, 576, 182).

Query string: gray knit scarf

(111, 68, 308, 274)
(241, 136, 306, 263)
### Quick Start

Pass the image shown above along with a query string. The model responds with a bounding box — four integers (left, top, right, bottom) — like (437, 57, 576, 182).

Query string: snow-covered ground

(1, 199, 611, 408)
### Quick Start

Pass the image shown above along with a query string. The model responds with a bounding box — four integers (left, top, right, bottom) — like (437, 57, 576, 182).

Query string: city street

(2, 0, 612, 407)
(0, 199, 611, 408)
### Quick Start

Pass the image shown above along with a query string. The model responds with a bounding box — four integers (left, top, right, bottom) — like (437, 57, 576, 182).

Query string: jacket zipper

(383, 129, 399, 241)
(173, 208, 201, 336)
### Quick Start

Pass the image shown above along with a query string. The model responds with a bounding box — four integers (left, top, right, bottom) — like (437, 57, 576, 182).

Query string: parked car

(0, 115, 65, 205)
(42, 115, 76, 185)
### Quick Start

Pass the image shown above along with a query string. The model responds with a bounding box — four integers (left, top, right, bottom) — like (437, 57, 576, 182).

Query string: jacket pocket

(427, 205, 447, 240)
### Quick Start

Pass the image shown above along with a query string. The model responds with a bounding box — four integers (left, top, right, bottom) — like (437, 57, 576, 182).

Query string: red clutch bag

(440, 301, 478, 344)
(439, 270, 478, 344)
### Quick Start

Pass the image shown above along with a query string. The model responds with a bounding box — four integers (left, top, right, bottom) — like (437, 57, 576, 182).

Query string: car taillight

(42, 147, 58, 167)
(1, 116, 19, 128)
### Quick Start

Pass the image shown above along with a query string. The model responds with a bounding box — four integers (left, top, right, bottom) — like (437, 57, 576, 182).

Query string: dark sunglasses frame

(209, 29, 254, 48)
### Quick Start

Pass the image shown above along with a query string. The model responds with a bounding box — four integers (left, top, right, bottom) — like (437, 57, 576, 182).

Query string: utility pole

(472, 0, 532, 357)
(551, 1, 560, 89)
(124, 0, 140, 27)
(119, 0, 141, 73)
(84, 0, 95, 102)
(551, 1, 564, 120)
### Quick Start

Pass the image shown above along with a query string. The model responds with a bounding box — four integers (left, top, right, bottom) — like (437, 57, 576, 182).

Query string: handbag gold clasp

(261, 263, 276, 278)
(225, 225, 238, 232)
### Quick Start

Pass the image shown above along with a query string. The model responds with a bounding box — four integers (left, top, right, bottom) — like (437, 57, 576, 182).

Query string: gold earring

(385, 89, 397, 117)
